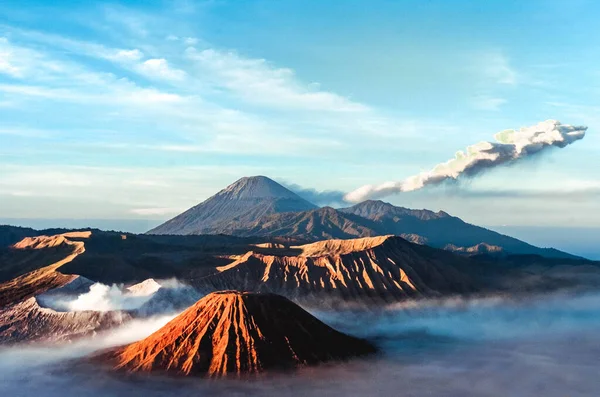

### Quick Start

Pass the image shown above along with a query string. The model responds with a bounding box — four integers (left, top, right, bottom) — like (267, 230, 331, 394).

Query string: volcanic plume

(345, 120, 587, 202)
(101, 291, 376, 377)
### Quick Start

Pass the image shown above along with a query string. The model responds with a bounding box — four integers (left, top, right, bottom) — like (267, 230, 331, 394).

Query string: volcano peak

(102, 291, 375, 377)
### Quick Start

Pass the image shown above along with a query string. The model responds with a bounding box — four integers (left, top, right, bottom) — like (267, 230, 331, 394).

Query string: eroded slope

(102, 291, 375, 377)
(199, 236, 476, 301)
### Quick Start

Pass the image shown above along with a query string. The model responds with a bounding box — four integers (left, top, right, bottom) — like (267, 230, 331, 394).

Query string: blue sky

(1, 0, 599, 230)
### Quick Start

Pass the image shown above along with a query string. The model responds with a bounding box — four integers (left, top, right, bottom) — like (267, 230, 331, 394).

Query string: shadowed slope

(104, 291, 375, 377)
(229, 206, 379, 241)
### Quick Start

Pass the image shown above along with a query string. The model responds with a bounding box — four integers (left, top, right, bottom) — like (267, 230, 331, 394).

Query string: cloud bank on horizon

(345, 120, 588, 203)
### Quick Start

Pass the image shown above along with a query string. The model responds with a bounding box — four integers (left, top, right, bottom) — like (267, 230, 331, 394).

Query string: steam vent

(103, 291, 376, 377)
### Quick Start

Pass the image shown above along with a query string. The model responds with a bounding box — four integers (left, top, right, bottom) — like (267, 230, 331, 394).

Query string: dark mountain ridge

(339, 200, 575, 258)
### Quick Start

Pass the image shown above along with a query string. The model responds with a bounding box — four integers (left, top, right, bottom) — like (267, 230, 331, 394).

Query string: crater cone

(101, 291, 376, 377)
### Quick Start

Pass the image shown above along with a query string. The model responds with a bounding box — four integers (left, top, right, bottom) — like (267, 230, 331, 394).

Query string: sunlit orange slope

(105, 291, 375, 377)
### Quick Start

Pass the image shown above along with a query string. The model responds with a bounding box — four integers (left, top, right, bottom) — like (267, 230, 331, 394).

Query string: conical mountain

(147, 176, 317, 235)
(101, 291, 375, 377)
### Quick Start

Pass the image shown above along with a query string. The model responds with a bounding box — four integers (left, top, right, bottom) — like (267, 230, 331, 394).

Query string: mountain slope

(340, 200, 576, 258)
(145, 177, 576, 259)
(0, 232, 90, 306)
(0, 225, 41, 248)
(0, 297, 130, 344)
(197, 235, 477, 302)
(147, 176, 317, 235)
(100, 291, 375, 377)
(229, 206, 380, 241)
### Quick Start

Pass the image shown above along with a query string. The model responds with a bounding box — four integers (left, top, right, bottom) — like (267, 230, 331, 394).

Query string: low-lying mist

(2, 291, 600, 397)
(40, 282, 155, 312)
(0, 314, 176, 375)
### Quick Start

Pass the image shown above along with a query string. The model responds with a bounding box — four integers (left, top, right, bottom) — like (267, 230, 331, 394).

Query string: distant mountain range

(148, 176, 577, 259)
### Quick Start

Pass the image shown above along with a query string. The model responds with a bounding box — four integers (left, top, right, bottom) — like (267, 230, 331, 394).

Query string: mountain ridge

(197, 235, 477, 302)
(145, 177, 578, 259)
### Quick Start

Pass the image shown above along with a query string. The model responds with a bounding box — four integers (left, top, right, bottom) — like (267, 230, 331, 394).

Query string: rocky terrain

(0, 296, 130, 344)
(198, 235, 477, 302)
(99, 291, 376, 377)
(1, 225, 600, 347)
(0, 232, 90, 306)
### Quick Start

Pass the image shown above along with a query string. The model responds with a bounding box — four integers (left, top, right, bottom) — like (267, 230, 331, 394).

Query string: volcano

(147, 176, 317, 235)
(101, 291, 375, 377)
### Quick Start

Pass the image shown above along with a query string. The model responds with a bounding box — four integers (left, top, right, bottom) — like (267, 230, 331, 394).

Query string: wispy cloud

(135, 58, 186, 81)
(472, 95, 507, 111)
(110, 48, 144, 62)
(479, 51, 517, 86)
(0, 38, 23, 77)
(0, 164, 273, 218)
(0, 7, 458, 219)
(185, 47, 369, 112)
(0, 127, 51, 138)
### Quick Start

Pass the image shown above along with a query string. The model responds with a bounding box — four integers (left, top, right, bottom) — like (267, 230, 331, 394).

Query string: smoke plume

(38, 278, 198, 314)
(281, 182, 349, 206)
(345, 120, 587, 203)
(41, 282, 156, 312)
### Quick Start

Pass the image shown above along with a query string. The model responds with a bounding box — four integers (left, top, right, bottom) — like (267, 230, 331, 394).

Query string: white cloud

(0, 37, 40, 78)
(186, 47, 369, 112)
(0, 82, 184, 105)
(0, 40, 22, 77)
(0, 18, 455, 221)
(1, 26, 418, 151)
(1, 32, 186, 85)
(136, 58, 186, 81)
(111, 48, 144, 61)
(0, 84, 81, 99)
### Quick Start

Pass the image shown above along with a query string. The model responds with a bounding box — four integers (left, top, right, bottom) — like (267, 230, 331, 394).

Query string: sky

(1, 0, 600, 233)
